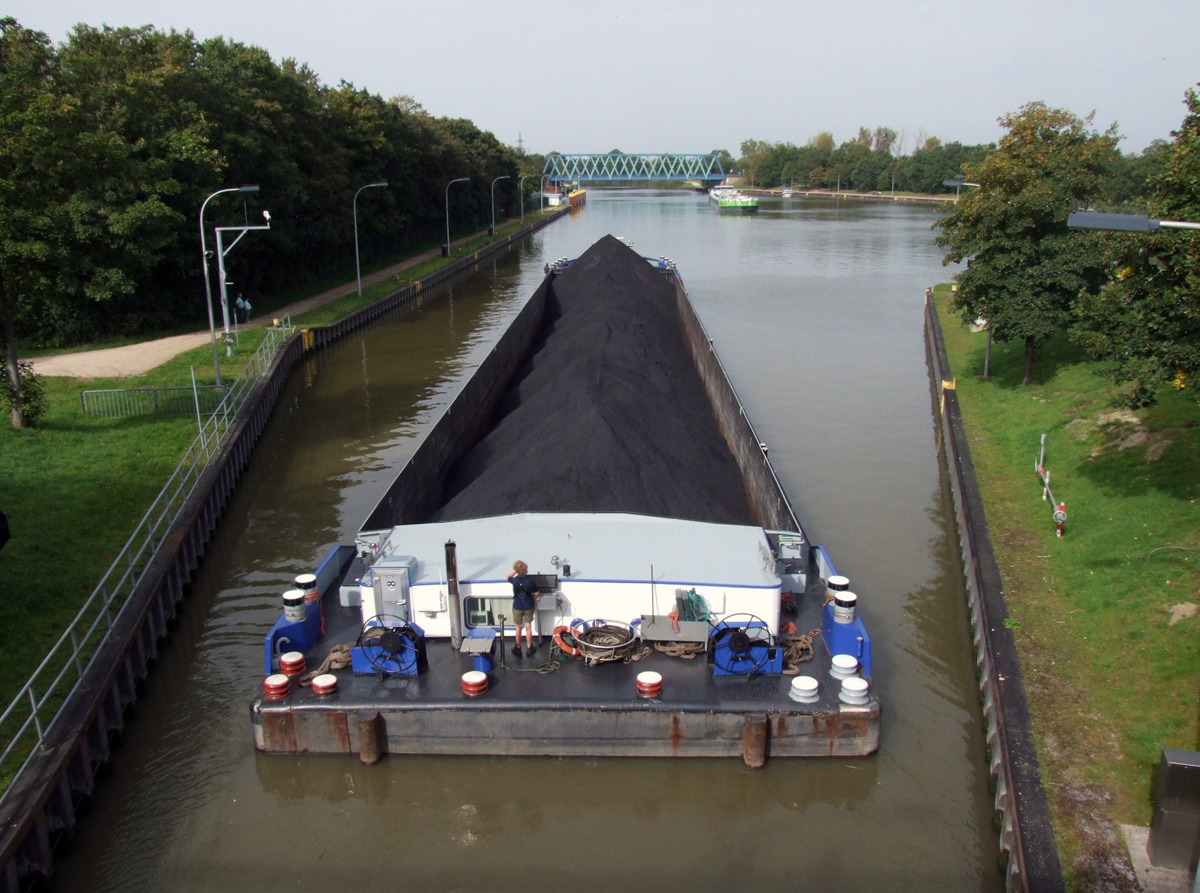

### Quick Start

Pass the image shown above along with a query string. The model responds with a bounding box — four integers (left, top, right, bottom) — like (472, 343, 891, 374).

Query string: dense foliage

(0, 19, 522, 355)
(935, 103, 1120, 384)
(1070, 87, 1200, 406)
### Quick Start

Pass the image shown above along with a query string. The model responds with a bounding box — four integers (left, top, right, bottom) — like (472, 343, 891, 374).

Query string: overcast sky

(7, 0, 1198, 155)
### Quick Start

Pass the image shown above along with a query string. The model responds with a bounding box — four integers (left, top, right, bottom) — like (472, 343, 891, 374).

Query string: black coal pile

(433, 235, 752, 525)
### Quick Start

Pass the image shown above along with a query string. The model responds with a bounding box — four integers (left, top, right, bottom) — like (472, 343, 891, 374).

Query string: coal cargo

(434, 235, 752, 525)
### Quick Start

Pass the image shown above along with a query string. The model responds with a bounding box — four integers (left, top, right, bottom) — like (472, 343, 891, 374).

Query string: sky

(6, 0, 1199, 155)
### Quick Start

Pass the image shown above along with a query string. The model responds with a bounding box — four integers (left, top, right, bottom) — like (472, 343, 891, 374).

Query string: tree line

(1, 17, 541, 424)
(722, 126, 1164, 200)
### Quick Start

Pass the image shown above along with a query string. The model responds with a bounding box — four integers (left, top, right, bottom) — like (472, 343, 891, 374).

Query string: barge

(251, 236, 878, 766)
(709, 184, 759, 214)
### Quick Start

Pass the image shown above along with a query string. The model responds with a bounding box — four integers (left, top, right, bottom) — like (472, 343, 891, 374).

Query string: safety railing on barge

(0, 317, 292, 806)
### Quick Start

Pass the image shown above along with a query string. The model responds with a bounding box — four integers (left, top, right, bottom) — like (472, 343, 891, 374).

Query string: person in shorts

(507, 560, 538, 657)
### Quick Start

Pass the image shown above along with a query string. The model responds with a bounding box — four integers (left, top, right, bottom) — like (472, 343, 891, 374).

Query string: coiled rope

(781, 628, 822, 675)
(300, 643, 352, 685)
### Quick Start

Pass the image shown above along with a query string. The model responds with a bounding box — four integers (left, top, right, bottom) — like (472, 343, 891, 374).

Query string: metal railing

(0, 317, 293, 804)
(81, 385, 227, 419)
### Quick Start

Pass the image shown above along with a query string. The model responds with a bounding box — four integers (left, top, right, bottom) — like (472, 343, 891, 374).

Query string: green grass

(934, 285, 1199, 880)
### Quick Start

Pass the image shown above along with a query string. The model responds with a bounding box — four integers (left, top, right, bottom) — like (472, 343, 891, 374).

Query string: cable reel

(357, 613, 424, 676)
(710, 613, 777, 676)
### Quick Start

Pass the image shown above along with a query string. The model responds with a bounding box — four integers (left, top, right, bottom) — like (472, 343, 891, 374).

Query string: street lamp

(200, 184, 259, 386)
(943, 178, 980, 198)
(444, 177, 469, 257)
(354, 181, 389, 298)
(518, 174, 531, 224)
(1067, 211, 1200, 232)
(490, 175, 511, 236)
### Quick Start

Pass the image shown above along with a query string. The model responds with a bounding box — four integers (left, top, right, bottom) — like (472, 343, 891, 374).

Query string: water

(53, 192, 1000, 891)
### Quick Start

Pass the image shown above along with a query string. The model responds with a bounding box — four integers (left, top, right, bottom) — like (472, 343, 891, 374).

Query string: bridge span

(543, 153, 725, 184)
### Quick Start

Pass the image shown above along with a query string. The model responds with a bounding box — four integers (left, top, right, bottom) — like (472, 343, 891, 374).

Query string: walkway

(30, 227, 497, 379)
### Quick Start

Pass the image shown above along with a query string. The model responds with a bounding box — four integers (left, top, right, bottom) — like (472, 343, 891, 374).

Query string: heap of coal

(433, 235, 752, 525)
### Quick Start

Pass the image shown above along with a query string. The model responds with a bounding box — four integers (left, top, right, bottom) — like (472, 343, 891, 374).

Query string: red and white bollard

(1053, 503, 1066, 537)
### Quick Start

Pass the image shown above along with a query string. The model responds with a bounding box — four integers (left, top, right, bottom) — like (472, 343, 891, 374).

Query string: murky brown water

(53, 192, 1001, 891)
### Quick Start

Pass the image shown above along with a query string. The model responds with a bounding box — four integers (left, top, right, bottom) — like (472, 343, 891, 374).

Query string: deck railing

(0, 317, 292, 804)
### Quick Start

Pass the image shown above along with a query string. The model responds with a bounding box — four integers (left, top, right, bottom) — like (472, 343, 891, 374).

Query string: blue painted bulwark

(543, 153, 725, 183)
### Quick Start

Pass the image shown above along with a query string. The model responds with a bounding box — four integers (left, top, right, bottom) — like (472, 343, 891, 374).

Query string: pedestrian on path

(235, 293, 246, 324)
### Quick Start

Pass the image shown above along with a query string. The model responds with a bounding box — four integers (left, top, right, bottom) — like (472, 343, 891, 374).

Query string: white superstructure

(356, 512, 784, 639)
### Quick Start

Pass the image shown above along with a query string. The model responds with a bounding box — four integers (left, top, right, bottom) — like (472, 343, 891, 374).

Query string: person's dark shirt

(510, 574, 537, 611)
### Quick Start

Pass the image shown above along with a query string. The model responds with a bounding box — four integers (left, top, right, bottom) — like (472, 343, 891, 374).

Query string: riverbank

(932, 285, 1199, 890)
(28, 211, 562, 379)
(0, 205, 574, 888)
(0, 209, 568, 720)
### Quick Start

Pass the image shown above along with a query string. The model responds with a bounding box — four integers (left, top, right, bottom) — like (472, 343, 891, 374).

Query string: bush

(2, 360, 48, 427)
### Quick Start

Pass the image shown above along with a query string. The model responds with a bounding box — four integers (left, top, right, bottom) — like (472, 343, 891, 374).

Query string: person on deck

(507, 560, 538, 657)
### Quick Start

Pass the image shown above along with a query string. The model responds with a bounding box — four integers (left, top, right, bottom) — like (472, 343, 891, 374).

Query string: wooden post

(741, 713, 769, 768)
(357, 711, 383, 766)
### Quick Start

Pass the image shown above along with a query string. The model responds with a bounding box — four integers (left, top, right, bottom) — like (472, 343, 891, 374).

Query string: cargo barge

(709, 184, 759, 214)
(251, 236, 879, 766)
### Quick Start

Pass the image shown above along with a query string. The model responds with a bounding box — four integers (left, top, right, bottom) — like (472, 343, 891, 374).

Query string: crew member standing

(507, 560, 538, 657)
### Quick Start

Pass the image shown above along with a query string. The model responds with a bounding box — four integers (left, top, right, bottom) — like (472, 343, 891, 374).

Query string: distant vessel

(781, 186, 794, 199)
(708, 184, 759, 214)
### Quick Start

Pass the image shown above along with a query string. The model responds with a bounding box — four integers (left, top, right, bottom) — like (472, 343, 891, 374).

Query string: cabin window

(464, 596, 514, 628)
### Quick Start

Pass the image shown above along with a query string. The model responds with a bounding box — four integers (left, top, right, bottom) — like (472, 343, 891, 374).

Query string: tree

(0, 19, 73, 427)
(1072, 86, 1200, 406)
(935, 102, 1118, 384)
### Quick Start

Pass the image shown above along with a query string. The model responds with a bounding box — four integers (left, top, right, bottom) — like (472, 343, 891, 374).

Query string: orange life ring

(553, 625, 581, 656)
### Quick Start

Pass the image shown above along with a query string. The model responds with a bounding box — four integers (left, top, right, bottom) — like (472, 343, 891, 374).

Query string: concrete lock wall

(923, 290, 1064, 893)
(0, 208, 572, 893)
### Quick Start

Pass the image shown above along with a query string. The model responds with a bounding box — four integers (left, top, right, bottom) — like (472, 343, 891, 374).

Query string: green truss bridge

(542, 153, 726, 184)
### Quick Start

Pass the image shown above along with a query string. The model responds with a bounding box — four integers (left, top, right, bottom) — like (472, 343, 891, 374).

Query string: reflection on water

(52, 193, 1000, 892)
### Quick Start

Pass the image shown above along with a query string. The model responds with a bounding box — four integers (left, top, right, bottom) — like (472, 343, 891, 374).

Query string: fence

(80, 385, 227, 419)
(0, 317, 292, 807)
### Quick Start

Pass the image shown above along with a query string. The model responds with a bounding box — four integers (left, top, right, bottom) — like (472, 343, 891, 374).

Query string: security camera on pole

(215, 208, 272, 348)
(200, 184, 260, 387)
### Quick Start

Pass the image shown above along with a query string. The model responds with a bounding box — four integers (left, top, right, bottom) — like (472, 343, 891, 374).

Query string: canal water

(53, 191, 1001, 891)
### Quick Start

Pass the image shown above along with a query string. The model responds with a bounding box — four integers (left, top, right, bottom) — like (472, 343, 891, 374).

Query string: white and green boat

(709, 184, 759, 214)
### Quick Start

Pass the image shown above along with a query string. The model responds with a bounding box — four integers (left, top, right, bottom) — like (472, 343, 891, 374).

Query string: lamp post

(490, 175, 511, 236)
(443, 177, 469, 257)
(518, 174, 530, 224)
(540, 175, 548, 214)
(200, 184, 259, 386)
(941, 180, 989, 374)
(354, 181, 389, 298)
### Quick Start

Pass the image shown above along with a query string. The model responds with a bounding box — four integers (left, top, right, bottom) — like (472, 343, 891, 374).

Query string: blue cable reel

(709, 613, 783, 677)
(352, 614, 426, 677)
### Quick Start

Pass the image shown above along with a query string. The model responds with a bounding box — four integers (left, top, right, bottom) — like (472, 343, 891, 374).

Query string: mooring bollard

(357, 711, 383, 766)
(741, 714, 769, 768)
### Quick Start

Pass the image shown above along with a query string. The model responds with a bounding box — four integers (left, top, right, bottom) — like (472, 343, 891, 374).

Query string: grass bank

(0, 333, 274, 720)
(933, 285, 1199, 885)
(0, 209, 561, 720)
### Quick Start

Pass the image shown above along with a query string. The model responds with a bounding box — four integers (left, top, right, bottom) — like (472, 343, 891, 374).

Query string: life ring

(553, 625, 581, 656)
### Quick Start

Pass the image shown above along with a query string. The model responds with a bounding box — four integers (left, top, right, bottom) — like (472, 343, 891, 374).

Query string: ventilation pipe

(445, 540, 463, 650)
